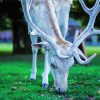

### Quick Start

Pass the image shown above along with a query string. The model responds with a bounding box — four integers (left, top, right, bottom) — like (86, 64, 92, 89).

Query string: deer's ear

(32, 42, 51, 50)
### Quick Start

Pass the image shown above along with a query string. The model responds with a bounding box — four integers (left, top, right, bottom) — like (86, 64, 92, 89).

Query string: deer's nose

(57, 88, 66, 94)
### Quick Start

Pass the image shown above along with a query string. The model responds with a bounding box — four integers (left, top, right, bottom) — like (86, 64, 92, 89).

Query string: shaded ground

(0, 54, 100, 100)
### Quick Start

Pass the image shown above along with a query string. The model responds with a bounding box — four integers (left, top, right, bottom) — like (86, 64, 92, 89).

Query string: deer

(21, 0, 100, 93)
(21, 0, 72, 88)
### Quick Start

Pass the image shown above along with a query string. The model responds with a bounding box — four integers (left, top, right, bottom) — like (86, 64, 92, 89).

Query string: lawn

(0, 43, 13, 54)
(86, 46, 100, 55)
(0, 55, 100, 100)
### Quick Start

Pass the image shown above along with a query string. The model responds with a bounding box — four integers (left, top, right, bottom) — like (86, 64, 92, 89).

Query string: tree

(0, 0, 31, 54)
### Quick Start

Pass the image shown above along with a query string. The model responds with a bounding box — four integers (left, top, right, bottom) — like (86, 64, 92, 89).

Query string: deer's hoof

(42, 84, 48, 89)
(30, 78, 36, 81)
(30, 74, 36, 80)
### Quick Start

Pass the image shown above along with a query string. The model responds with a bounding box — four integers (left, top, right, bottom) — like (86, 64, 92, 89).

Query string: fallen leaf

(11, 87, 17, 91)
(41, 94, 44, 97)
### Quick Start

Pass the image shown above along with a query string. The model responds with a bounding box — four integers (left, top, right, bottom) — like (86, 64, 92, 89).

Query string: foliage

(0, 16, 12, 31)
(0, 55, 100, 100)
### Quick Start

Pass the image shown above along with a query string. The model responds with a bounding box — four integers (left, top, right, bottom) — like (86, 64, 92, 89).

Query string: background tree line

(0, 0, 99, 54)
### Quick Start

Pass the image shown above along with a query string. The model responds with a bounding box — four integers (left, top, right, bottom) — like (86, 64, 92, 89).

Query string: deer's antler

(72, 0, 100, 64)
(45, 0, 65, 42)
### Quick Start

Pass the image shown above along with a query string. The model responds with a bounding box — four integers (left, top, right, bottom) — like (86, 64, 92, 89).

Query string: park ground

(0, 43, 100, 99)
(0, 54, 100, 100)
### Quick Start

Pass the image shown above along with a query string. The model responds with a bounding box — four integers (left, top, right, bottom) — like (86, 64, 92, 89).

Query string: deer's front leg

(30, 35, 38, 80)
(66, 70, 69, 90)
(42, 50, 50, 88)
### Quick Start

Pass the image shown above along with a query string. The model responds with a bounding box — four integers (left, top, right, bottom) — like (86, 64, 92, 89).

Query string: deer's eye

(51, 63, 57, 69)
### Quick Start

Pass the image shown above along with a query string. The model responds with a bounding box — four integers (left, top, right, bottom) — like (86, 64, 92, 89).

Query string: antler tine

(93, 29, 100, 34)
(79, 0, 100, 15)
(79, 0, 91, 14)
(21, 0, 69, 59)
(71, 0, 100, 64)
(91, 0, 100, 11)
(73, 0, 100, 49)
(73, 51, 96, 65)
(77, 48, 87, 60)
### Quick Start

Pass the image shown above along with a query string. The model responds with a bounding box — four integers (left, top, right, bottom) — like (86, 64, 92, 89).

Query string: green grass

(86, 46, 100, 55)
(0, 55, 100, 100)
(0, 43, 13, 53)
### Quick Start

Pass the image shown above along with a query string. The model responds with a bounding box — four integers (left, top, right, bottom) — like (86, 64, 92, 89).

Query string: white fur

(28, 0, 71, 86)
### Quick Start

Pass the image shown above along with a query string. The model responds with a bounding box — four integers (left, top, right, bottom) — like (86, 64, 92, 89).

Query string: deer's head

(21, 0, 100, 93)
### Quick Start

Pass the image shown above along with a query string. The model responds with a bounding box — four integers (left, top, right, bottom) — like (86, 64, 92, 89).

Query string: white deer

(21, 0, 72, 88)
(21, 0, 100, 93)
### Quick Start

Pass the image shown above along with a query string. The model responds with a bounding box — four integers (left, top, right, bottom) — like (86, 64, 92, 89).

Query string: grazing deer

(21, 0, 72, 89)
(21, 0, 100, 93)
